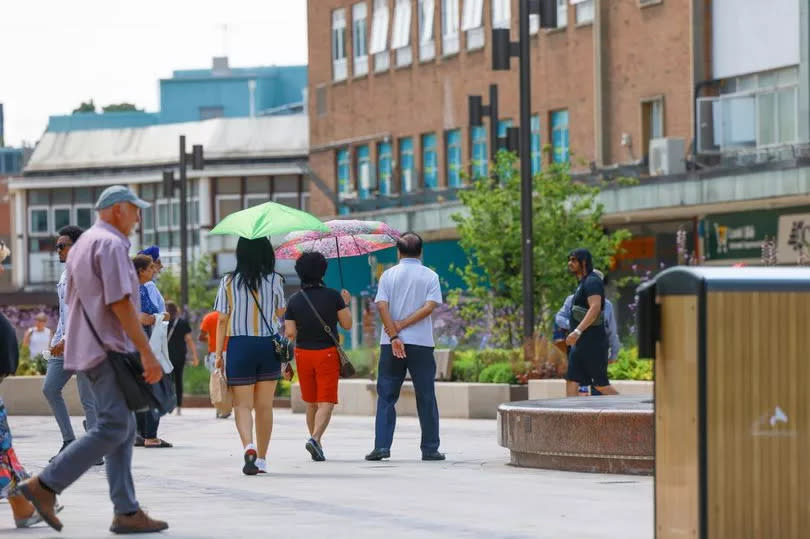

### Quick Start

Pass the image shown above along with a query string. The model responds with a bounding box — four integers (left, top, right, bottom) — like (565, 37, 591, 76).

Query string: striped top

(213, 273, 286, 337)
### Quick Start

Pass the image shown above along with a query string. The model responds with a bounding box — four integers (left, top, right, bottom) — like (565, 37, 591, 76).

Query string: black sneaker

(305, 438, 325, 462)
(243, 448, 259, 476)
(364, 448, 390, 461)
(49, 440, 73, 463)
(422, 451, 446, 461)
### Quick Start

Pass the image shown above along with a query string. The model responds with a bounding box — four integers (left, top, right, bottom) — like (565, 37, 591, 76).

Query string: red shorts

(296, 346, 340, 404)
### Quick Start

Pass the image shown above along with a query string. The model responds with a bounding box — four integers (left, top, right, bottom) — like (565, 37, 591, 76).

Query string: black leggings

(171, 363, 185, 407)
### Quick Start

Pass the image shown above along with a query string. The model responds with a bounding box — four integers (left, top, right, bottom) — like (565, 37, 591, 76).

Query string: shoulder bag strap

(300, 289, 341, 349)
(76, 296, 109, 352)
(249, 276, 277, 337)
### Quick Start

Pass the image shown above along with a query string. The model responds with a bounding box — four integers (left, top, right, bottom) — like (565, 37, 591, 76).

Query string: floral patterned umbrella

(276, 220, 401, 286)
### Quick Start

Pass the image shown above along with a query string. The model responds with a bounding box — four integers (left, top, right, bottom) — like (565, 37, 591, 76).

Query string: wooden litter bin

(637, 267, 810, 539)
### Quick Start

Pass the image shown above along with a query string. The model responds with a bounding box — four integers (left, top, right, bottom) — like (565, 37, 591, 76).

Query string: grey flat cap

(95, 185, 151, 210)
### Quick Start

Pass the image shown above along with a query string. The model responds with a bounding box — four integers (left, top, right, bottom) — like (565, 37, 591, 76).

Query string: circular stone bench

(497, 395, 654, 475)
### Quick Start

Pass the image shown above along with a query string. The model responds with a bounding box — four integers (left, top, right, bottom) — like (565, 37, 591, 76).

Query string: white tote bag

(149, 313, 174, 374)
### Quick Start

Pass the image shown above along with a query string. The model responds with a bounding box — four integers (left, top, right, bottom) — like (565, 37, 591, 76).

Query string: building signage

(703, 210, 777, 261)
(776, 212, 810, 264)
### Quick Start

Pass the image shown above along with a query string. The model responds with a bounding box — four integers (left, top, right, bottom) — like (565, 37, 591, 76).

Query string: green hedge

(607, 347, 653, 381)
(452, 349, 522, 383)
(183, 364, 294, 397)
(477, 362, 517, 384)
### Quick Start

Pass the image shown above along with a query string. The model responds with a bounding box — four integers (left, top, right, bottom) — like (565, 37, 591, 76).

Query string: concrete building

(45, 58, 307, 133)
(305, 0, 810, 301)
(6, 115, 310, 292)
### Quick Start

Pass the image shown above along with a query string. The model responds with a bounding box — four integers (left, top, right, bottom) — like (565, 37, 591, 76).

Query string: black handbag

(300, 289, 356, 378)
(80, 302, 159, 413)
(248, 276, 295, 363)
(151, 374, 176, 416)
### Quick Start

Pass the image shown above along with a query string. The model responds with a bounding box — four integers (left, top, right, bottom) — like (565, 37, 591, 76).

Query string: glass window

(461, 0, 484, 50)
(190, 179, 199, 197)
(30, 208, 49, 234)
(273, 193, 300, 209)
(190, 199, 200, 225)
(399, 138, 415, 193)
(337, 149, 351, 195)
(356, 145, 373, 199)
(171, 201, 180, 227)
(353, 2, 369, 76)
(498, 119, 512, 138)
(76, 207, 93, 229)
(274, 175, 299, 193)
(245, 195, 270, 208)
(53, 208, 71, 232)
(332, 9, 348, 81)
(418, 0, 436, 60)
(217, 197, 242, 221)
(574, 0, 594, 24)
(28, 238, 55, 254)
(445, 130, 462, 188)
(471, 126, 488, 179)
(757, 92, 776, 146)
(52, 189, 71, 205)
(143, 231, 155, 248)
(74, 187, 93, 204)
(441, 0, 460, 55)
(157, 201, 170, 229)
(141, 206, 155, 231)
(370, 0, 391, 71)
(556, 0, 568, 28)
(216, 178, 241, 194)
(531, 115, 542, 175)
(492, 0, 510, 29)
(245, 177, 269, 194)
(29, 191, 49, 205)
(422, 133, 438, 189)
(140, 183, 155, 200)
(551, 109, 570, 164)
(199, 106, 224, 120)
(778, 87, 797, 143)
(378, 142, 393, 196)
(157, 232, 170, 249)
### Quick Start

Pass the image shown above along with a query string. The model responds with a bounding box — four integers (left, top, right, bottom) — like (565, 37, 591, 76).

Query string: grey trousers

(43, 357, 98, 442)
(40, 359, 140, 515)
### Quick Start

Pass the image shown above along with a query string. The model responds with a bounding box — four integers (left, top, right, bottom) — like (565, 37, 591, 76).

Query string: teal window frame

(445, 129, 462, 188)
(551, 109, 569, 164)
(470, 126, 488, 179)
(531, 114, 542, 174)
(399, 137, 415, 193)
(377, 141, 393, 196)
(422, 133, 438, 189)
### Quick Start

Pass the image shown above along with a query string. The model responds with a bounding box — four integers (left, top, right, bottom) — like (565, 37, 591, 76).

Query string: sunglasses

(55, 243, 70, 251)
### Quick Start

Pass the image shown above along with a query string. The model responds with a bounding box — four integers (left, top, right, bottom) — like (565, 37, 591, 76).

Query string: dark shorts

(565, 335, 610, 388)
(225, 336, 281, 386)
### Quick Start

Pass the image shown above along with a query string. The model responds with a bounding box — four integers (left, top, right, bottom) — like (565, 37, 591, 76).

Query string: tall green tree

(451, 151, 630, 347)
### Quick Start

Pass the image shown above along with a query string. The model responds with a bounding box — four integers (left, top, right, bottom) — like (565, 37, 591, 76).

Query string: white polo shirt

(375, 257, 443, 347)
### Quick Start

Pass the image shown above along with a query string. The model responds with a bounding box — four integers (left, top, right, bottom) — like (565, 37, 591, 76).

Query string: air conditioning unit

(649, 137, 686, 176)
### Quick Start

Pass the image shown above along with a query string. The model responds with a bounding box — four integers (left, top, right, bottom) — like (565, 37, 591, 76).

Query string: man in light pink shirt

(18, 185, 168, 535)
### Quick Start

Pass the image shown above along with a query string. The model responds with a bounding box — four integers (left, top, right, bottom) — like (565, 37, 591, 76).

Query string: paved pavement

(1, 409, 653, 538)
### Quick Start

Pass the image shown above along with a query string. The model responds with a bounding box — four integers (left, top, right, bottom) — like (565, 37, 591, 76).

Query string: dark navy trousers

(374, 344, 440, 453)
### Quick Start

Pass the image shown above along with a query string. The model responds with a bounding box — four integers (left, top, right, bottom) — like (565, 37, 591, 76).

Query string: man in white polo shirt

(366, 232, 445, 461)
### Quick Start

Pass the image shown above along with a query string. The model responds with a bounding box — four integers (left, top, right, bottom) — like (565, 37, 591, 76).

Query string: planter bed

(528, 379, 653, 399)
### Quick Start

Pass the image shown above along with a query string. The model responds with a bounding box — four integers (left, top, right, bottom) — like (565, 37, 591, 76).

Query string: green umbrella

(209, 201, 329, 239)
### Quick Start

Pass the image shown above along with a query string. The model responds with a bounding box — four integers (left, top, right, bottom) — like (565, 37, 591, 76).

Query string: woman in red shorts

(284, 252, 352, 462)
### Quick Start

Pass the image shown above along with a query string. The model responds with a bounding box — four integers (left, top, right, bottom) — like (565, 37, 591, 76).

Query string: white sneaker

(256, 458, 267, 474)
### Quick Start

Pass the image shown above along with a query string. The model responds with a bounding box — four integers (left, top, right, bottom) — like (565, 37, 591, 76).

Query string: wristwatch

(573, 328, 582, 337)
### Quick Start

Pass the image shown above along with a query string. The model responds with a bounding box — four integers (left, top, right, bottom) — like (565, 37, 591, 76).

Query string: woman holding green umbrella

(213, 237, 291, 475)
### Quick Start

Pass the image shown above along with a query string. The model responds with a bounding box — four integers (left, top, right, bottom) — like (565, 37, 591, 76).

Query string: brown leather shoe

(18, 476, 63, 531)
(110, 510, 168, 534)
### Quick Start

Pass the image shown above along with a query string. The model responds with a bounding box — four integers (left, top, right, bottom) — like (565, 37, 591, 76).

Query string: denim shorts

(225, 336, 281, 386)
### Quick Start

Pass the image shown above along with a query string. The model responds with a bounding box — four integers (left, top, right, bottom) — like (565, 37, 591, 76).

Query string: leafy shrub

(452, 349, 523, 382)
(346, 347, 377, 379)
(607, 347, 653, 381)
(183, 364, 210, 395)
(477, 362, 517, 384)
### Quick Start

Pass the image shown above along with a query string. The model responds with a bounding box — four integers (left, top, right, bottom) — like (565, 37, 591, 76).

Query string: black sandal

(143, 439, 173, 448)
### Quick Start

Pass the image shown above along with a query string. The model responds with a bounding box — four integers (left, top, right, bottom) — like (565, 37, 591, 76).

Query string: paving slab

(0, 409, 653, 539)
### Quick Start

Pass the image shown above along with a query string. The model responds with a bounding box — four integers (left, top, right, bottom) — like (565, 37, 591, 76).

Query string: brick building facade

(307, 0, 701, 217)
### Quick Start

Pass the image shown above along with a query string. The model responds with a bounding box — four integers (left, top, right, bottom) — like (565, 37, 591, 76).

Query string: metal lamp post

(491, 0, 557, 359)
(163, 136, 204, 312)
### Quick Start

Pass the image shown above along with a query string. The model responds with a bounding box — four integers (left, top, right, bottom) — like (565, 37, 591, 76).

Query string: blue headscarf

(139, 245, 160, 262)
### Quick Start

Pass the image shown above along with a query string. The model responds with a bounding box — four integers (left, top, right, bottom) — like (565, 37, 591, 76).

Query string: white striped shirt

(213, 273, 286, 337)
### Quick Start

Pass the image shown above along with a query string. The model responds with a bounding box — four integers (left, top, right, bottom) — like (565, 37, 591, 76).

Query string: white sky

(0, 0, 308, 148)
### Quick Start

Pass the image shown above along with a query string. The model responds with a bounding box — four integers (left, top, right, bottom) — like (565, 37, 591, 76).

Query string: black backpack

(0, 313, 19, 377)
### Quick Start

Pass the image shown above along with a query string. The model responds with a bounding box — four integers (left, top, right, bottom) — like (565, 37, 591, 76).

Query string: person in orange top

(199, 311, 231, 419)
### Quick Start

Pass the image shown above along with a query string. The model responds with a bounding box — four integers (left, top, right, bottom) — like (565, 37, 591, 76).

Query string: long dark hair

(569, 248, 594, 274)
(232, 237, 276, 291)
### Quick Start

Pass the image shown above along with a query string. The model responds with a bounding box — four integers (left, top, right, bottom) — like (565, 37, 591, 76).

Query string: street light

(492, 0, 557, 360)
(162, 136, 204, 312)
(468, 84, 501, 163)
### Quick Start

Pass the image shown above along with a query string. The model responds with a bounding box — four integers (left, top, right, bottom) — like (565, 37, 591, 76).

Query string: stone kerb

(0, 375, 84, 416)
(528, 379, 653, 399)
(291, 379, 512, 419)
